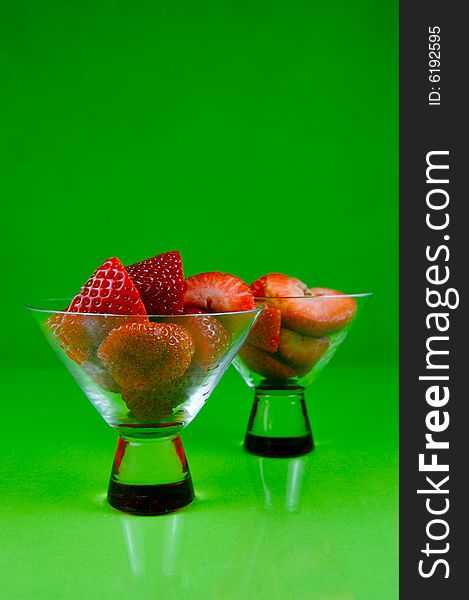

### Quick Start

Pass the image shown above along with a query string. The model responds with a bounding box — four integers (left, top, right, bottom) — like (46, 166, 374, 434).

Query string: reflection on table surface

(118, 453, 354, 599)
(1, 367, 397, 599)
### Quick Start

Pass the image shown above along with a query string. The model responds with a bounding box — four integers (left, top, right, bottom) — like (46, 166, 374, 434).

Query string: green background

(1, 1, 398, 598)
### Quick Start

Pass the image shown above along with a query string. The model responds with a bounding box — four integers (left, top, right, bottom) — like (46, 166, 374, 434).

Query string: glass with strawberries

(29, 252, 261, 515)
(233, 273, 372, 458)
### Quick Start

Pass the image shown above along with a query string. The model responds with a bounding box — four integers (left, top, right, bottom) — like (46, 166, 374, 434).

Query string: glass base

(108, 477, 194, 515)
(245, 432, 314, 458)
(245, 387, 314, 458)
(107, 433, 194, 515)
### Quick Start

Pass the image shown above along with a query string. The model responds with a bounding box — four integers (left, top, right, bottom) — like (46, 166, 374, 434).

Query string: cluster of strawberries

(48, 251, 356, 419)
(48, 251, 256, 420)
(240, 273, 357, 380)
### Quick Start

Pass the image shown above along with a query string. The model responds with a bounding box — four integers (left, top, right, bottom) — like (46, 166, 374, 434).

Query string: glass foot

(107, 433, 194, 515)
(245, 387, 314, 458)
(245, 432, 314, 458)
(108, 478, 194, 515)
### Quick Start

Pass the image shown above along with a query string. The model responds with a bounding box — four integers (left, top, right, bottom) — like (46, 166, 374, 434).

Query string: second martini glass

(28, 301, 261, 515)
(233, 292, 371, 458)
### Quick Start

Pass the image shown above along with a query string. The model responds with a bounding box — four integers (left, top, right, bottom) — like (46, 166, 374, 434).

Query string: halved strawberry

(282, 288, 357, 336)
(184, 272, 256, 313)
(68, 256, 147, 315)
(250, 275, 268, 297)
(126, 251, 186, 315)
(238, 344, 296, 381)
(253, 273, 308, 298)
(173, 314, 231, 370)
(278, 328, 329, 375)
(98, 322, 195, 390)
(247, 306, 281, 353)
(48, 257, 147, 364)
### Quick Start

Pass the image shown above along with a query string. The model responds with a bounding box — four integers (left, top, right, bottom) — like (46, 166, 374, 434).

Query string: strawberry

(47, 312, 92, 364)
(250, 275, 268, 297)
(97, 322, 195, 390)
(81, 358, 121, 393)
(247, 306, 281, 353)
(68, 256, 147, 315)
(282, 288, 357, 336)
(238, 344, 296, 381)
(184, 272, 256, 313)
(122, 387, 173, 421)
(278, 328, 329, 375)
(253, 273, 308, 298)
(126, 251, 186, 315)
(252, 274, 357, 336)
(48, 257, 147, 364)
(122, 364, 205, 421)
(173, 314, 231, 370)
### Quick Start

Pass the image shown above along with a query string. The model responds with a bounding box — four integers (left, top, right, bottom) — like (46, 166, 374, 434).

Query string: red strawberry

(247, 306, 281, 353)
(122, 387, 173, 421)
(68, 256, 147, 315)
(282, 288, 357, 336)
(262, 273, 308, 297)
(250, 275, 268, 297)
(278, 328, 329, 375)
(122, 364, 206, 421)
(81, 359, 121, 393)
(98, 322, 195, 390)
(47, 312, 92, 364)
(184, 272, 256, 313)
(48, 257, 147, 364)
(238, 344, 296, 381)
(126, 251, 186, 315)
(173, 314, 231, 370)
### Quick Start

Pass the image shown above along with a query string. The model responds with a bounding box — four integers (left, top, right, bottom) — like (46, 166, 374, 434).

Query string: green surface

(1, 365, 397, 599)
(1, 1, 398, 597)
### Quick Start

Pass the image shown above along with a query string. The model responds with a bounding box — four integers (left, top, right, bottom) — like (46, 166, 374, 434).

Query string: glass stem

(107, 433, 194, 515)
(245, 387, 314, 458)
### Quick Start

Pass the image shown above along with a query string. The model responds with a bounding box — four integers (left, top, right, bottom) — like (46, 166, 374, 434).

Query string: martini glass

(233, 293, 371, 458)
(28, 300, 261, 515)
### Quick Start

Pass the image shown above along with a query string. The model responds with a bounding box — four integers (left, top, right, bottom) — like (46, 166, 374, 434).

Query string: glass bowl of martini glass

(28, 300, 260, 515)
(26, 250, 261, 515)
(233, 273, 372, 458)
